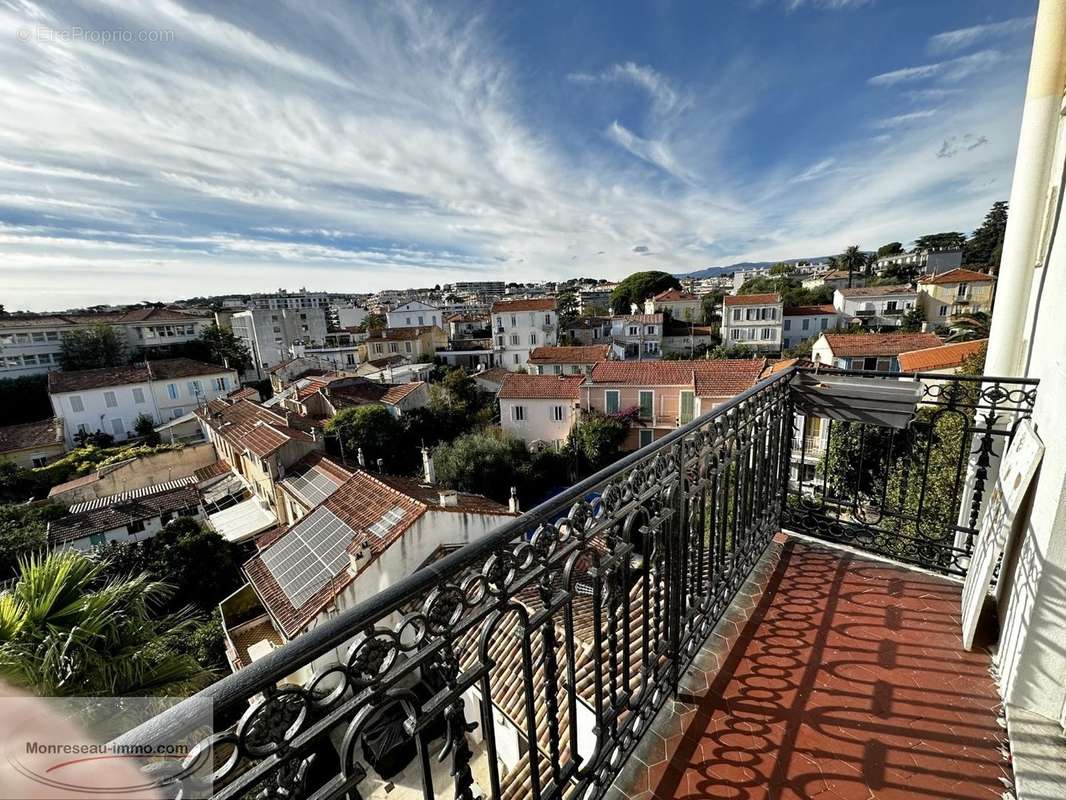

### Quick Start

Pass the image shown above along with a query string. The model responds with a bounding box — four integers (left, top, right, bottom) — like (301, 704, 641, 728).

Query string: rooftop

(724, 292, 782, 306)
(196, 398, 316, 457)
(365, 325, 441, 341)
(837, 283, 916, 297)
(588, 359, 766, 397)
(615, 313, 664, 324)
(918, 268, 995, 284)
(0, 417, 64, 454)
(0, 306, 209, 330)
(48, 357, 233, 394)
(898, 338, 988, 372)
(498, 373, 585, 400)
(784, 303, 836, 316)
(820, 331, 943, 357)
(527, 344, 611, 364)
(652, 289, 698, 302)
(47, 482, 199, 545)
(491, 298, 558, 312)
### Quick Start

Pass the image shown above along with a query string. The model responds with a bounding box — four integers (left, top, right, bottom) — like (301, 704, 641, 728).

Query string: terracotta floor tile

(649, 539, 1011, 800)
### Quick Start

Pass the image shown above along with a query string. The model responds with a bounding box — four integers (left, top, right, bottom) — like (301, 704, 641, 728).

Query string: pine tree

(964, 201, 1008, 272)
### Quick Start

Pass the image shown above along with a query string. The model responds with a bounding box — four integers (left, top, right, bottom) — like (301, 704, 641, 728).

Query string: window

(679, 391, 695, 424)
(551, 405, 565, 422)
(132, 387, 145, 404)
(172, 407, 183, 419)
(746, 308, 757, 321)
(957, 283, 969, 298)
(553, 365, 561, 375)
(732, 309, 741, 321)
(628, 326, 638, 335)
(730, 329, 742, 341)
(417, 316, 424, 325)
(188, 380, 203, 397)
(938, 304, 948, 317)
(69, 395, 84, 413)
(167, 383, 178, 400)
(31, 454, 49, 468)
(783, 320, 791, 331)
(605, 390, 620, 414)
(110, 418, 124, 435)
(820, 318, 829, 330)
(89, 532, 106, 547)
(544, 314, 551, 324)
(510, 334, 520, 345)
(885, 300, 898, 312)
(512, 405, 526, 421)
(127, 519, 146, 535)
(513, 354, 520, 364)
(496, 336, 504, 347)
(510, 315, 517, 326)
(389, 342, 399, 353)
(802, 318, 810, 331)
(638, 390, 653, 420)
(213, 376, 227, 391)
(31, 331, 44, 343)
(639, 429, 654, 448)
(645, 326, 655, 335)
(529, 333, 537, 345)
(761, 328, 774, 340)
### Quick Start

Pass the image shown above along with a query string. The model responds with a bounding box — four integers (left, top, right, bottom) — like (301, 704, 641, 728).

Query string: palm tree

(0, 550, 213, 696)
(840, 245, 865, 289)
(945, 311, 992, 342)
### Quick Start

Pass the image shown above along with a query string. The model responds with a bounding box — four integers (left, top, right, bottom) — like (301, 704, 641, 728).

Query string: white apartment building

(832, 285, 917, 328)
(231, 307, 329, 378)
(48, 358, 239, 446)
(386, 301, 443, 330)
(332, 304, 368, 330)
(0, 307, 212, 378)
(223, 288, 331, 311)
(781, 304, 839, 351)
(721, 293, 783, 351)
(610, 313, 664, 360)
(491, 298, 559, 370)
(498, 374, 584, 448)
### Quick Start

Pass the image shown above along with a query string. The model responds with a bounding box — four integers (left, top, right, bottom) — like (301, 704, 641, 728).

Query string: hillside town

(8, 3, 1066, 800)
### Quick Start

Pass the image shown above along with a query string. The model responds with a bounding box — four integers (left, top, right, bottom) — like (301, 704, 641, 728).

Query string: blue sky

(0, 0, 1038, 310)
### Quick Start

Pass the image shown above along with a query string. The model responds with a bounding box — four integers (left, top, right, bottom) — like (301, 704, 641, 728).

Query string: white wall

(782, 313, 837, 350)
(51, 381, 156, 445)
(493, 309, 558, 370)
(386, 302, 441, 329)
(151, 369, 237, 421)
(500, 397, 576, 446)
(334, 305, 367, 329)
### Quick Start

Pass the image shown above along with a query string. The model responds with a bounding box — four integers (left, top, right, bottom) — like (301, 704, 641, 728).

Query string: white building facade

(231, 307, 329, 377)
(498, 374, 584, 448)
(832, 285, 918, 328)
(386, 301, 443, 330)
(782, 305, 839, 351)
(492, 298, 559, 370)
(721, 293, 783, 352)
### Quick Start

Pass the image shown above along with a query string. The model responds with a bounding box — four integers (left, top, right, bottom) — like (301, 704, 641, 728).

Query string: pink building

(580, 359, 766, 449)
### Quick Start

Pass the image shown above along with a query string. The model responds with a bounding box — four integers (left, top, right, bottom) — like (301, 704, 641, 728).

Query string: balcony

(115, 367, 1039, 800)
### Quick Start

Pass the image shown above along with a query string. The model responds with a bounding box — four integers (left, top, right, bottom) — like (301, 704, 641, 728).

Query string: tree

(100, 518, 243, 615)
(701, 291, 724, 326)
(570, 412, 629, 470)
(326, 404, 404, 470)
(58, 322, 125, 371)
(839, 246, 864, 289)
(0, 502, 65, 578)
(432, 429, 531, 504)
(0, 549, 213, 696)
(134, 413, 160, 445)
(555, 286, 579, 325)
(900, 305, 926, 332)
(913, 232, 966, 251)
(769, 262, 795, 276)
(946, 311, 992, 341)
(964, 201, 1008, 272)
(365, 313, 386, 332)
(610, 271, 682, 314)
(877, 242, 904, 258)
(198, 323, 251, 372)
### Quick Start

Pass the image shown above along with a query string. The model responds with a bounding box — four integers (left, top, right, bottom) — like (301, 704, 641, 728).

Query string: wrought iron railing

(782, 368, 1038, 577)
(114, 366, 1037, 799)
(115, 369, 794, 800)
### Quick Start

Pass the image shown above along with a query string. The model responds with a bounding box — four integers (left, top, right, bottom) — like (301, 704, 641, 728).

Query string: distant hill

(678, 255, 835, 279)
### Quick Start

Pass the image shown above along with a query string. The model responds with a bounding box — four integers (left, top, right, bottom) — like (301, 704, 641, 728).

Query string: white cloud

(872, 108, 939, 129)
(568, 61, 683, 115)
(929, 16, 1035, 54)
(605, 121, 692, 181)
(869, 50, 1005, 86)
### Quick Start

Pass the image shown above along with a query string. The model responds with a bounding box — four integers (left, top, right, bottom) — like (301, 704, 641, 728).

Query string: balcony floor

(620, 537, 1011, 800)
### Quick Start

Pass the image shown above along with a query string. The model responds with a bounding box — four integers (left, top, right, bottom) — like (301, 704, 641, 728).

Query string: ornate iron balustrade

(114, 366, 1036, 799)
(115, 370, 794, 800)
(783, 368, 1038, 577)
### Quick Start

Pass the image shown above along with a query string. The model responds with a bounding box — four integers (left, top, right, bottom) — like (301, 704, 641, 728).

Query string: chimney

(311, 426, 318, 443)
(921, 321, 930, 333)
(422, 447, 436, 484)
(509, 486, 519, 514)
(376, 457, 384, 474)
(283, 410, 292, 426)
(357, 447, 366, 468)
(438, 489, 458, 508)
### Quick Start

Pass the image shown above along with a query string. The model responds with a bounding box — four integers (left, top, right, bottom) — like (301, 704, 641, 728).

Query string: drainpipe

(985, 0, 1066, 378)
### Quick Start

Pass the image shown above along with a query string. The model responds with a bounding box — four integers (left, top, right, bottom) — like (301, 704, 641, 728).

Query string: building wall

(721, 302, 783, 351)
(150, 369, 237, 422)
(232, 308, 329, 375)
(62, 506, 204, 552)
(609, 318, 662, 359)
(333, 305, 367, 329)
(494, 310, 559, 370)
(0, 441, 66, 470)
(528, 361, 596, 376)
(833, 290, 917, 327)
(386, 302, 442, 329)
(918, 281, 995, 325)
(500, 397, 577, 446)
(51, 380, 156, 446)
(47, 442, 218, 505)
(782, 313, 837, 351)
(646, 297, 702, 322)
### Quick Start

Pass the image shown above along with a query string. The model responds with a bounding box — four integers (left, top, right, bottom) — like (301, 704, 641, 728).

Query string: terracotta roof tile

(48, 358, 232, 393)
(587, 359, 765, 397)
(380, 382, 425, 404)
(837, 284, 915, 297)
(472, 368, 510, 387)
(653, 289, 698, 301)
(615, 313, 663, 324)
(498, 373, 585, 400)
(784, 304, 837, 316)
(526, 345, 610, 364)
(47, 484, 199, 545)
(897, 339, 987, 372)
(0, 417, 64, 454)
(196, 399, 315, 455)
(724, 293, 782, 306)
(820, 332, 942, 357)
(491, 298, 557, 312)
(918, 268, 995, 285)
(366, 325, 441, 341)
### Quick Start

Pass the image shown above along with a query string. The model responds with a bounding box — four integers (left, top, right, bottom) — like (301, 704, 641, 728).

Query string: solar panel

(260, 506, 356, 608)
(368, 504, 407, 539)
(283, 467, 341, 508)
